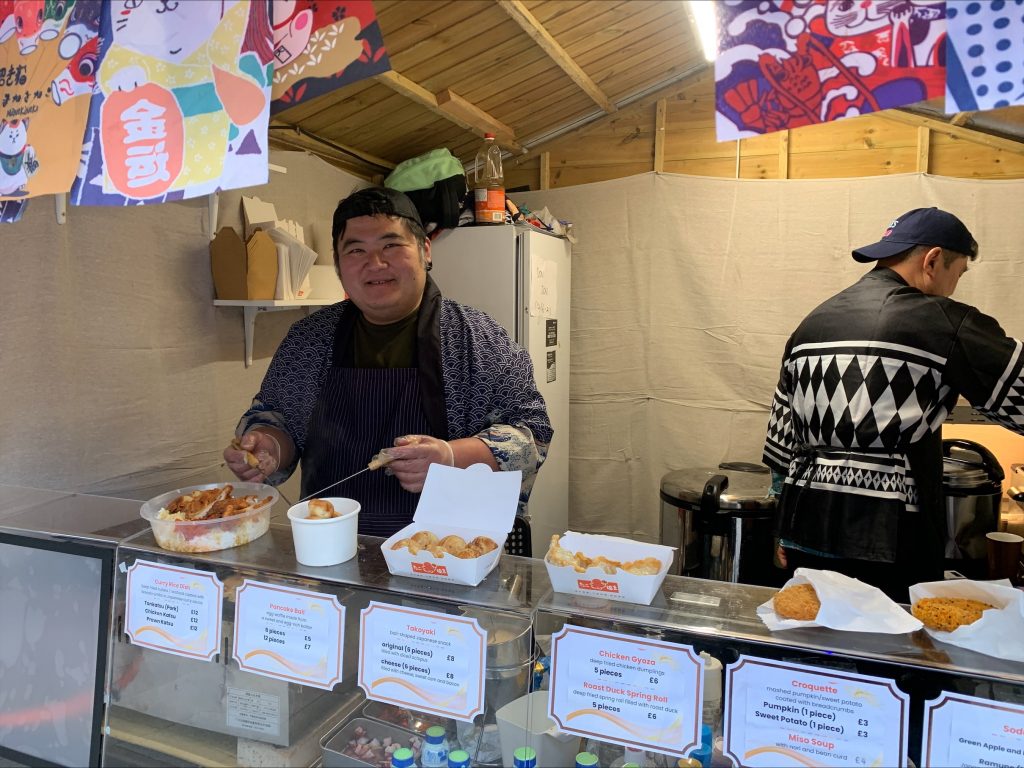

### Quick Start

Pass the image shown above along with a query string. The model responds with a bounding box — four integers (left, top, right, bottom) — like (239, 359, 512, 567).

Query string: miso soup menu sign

(724, 655, 910, 767)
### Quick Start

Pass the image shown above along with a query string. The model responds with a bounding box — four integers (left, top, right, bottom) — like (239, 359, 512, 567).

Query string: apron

(301, 336, 437, 538)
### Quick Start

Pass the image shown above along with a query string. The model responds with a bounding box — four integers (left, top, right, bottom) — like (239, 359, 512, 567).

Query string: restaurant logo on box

(412, 562, 449, 577)
(577, 578, 619, 593)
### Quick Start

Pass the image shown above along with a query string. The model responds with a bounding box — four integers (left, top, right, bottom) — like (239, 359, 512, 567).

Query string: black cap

(332, 187, 424, 249)
(852, 207, 978, 263)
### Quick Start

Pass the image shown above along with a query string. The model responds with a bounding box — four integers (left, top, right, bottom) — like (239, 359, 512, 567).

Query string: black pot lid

(661, 464, 776, 510)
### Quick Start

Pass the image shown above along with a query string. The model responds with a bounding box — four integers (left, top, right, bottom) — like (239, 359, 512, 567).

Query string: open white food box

(544, 531, 674, 605)
(381, 463, 521, 586)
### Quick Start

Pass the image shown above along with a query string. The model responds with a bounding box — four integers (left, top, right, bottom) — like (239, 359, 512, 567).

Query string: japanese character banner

(270, 0, 389, 115)
(71, 0, 273, 206)
(0, 0, 101, 201)
(715, 0, 947, 141)
(946, 0, 1024, 112)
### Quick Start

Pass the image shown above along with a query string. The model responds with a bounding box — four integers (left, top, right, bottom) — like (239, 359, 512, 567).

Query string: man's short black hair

(331, 187, 426, 257)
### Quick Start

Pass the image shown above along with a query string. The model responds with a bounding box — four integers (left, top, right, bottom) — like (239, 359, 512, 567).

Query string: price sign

(921, 691, 1024, 767)
(724, 655, 909, 767)
(232, 580, 345, 690)
(124, 559, 223, 661)
(549, 624, 704, 756)
(358, 602, 486, 722)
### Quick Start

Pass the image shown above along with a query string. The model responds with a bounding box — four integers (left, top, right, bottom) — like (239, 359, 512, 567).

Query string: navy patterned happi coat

(764, 268, 1024, 564)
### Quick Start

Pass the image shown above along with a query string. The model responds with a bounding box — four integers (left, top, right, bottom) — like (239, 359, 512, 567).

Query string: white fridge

(430, 225, 571, 555)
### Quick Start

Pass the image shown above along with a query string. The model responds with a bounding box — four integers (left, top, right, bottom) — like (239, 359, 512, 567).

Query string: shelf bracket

(208, 192, 219, 239)
(242, 305, 258, 367)
(54, 193, 67, 225)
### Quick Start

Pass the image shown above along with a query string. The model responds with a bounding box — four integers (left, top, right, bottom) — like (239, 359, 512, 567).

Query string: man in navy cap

(763, 207, 1024, 600)
(224, 187, 552, 536)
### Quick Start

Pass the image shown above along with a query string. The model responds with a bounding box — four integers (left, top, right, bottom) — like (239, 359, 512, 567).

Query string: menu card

(232, 579, 344, 690)
(124, 559, 223, 661)
(724, 655, 910, 767)
(921, 691, 1024, 767)
(358, 601, 486, 722)
(549, 624, 704, 756)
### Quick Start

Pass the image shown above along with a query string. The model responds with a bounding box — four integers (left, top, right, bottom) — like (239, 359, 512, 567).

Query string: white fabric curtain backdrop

(519, 172, 1024, 541)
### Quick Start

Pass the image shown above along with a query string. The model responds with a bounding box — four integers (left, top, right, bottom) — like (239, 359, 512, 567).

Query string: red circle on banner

(100, 83, 184, 199)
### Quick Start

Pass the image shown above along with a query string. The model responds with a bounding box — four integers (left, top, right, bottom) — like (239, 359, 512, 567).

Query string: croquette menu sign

(548, 625, 704, 756)
(921, 692, 1024, 767)
(724, 655, 910, 767)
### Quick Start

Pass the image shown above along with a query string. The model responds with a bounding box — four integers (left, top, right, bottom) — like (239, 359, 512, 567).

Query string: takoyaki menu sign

(921, 692, 1024, 767)
(124, 559, 222, 661)
(358, 602, 486, 723)
(549, 625, 704, 757)
(724, 655, 910, 767)
(232, 579, 344, 691)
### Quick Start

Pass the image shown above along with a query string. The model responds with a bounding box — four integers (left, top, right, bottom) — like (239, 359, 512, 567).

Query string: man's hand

(385, 434, 455, 493)
(775, 543, 788, 569)
(224, 430, 282, 482)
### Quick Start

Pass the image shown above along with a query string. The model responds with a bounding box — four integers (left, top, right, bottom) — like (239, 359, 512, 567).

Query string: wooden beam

(435, 89, 522, 151)
(778, 129, 790, 179)
(374, 70, 438, 110)
(653, 98, 667, 173)
(497, 0, 616, 114)
(884, 109, 1024, 156)
(268, 123, 395, 170)
(539, 151, 551, 190)
(916, 125, 930, 173)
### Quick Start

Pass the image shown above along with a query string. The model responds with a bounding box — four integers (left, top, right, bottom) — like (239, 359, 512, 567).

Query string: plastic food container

(140, 482, 279, 553)
(321, 717, 422, 768)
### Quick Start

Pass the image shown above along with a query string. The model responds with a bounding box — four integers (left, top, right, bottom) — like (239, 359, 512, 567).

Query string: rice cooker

(943, 438, 1004, 578)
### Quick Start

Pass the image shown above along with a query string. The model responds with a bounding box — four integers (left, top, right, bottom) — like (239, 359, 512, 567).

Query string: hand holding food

(224, 430, 281, 482)
(383, 434, 455, 493)
(544, 535, 663, 575)
(773, 583, 821, 621)
(912, 597, 995, 632)
(391, 530, 497, 559)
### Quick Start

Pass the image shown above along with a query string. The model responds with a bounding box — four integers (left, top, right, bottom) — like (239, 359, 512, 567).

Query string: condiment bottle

(391, 747, 416, 768)
(472, 133, 505, 225)
(420, 726, 448, 768)
(576, 752, 600, 768)
(447, 749, 470, 768)
(513, 746, 538, 768)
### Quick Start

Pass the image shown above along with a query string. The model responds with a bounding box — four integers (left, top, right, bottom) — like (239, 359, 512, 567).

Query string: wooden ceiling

(269, 0, 710, 174)
(268, 1, 1024, 180)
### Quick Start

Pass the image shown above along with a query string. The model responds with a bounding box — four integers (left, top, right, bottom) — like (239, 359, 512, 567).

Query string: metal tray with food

(360, 701, 442, 735)
(140, 482, 279, 553)
(321, 716, 424, 768)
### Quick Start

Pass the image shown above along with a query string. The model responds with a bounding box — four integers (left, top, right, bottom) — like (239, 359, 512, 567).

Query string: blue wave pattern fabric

(946, 0, 1024, 111)
(239, 299, 552, 513)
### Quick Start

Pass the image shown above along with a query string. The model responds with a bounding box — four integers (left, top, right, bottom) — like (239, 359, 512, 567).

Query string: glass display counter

(103, 523, 549, 767)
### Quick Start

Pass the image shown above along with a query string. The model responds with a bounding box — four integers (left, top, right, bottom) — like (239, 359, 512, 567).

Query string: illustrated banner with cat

(71, 0, 274, 206)
(270, 0, 390, 115)
(714, 0, 947, 141)
(0, 0, 101, 201)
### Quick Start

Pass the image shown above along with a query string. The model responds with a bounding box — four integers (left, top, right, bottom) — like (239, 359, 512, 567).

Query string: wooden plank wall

(508, 70, 1024, 188)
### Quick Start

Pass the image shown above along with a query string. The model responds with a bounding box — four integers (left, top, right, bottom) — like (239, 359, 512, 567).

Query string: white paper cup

(287, 498, 360, 566)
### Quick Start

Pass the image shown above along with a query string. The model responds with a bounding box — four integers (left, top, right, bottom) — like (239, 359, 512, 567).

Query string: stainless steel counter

(0, 483, 148, 544)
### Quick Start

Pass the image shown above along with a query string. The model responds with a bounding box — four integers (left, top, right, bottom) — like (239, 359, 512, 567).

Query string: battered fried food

(411, 531, 439, 548)
(544, 536, 664, 575)
(391, 531, 495, 559)
(470, 536, 498, 554)
(912, 597, 995, 632)
(230, 438, 260, 469)
(773, 583, 821, 621)
(158, 486, 271, 522)
(621, 557, 662, 576)
(307, 499, 338, 519)
(439, 535, 467, 554)
(546, 535, 576, 567)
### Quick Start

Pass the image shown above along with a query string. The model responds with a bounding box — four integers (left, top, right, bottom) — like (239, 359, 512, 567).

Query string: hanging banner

(715, 0, 947, 141)
(0, 0, 101, 201)
(71, 0, 273, 206)
(946, 1, 1024, 112)
(270, 0, 390, 115)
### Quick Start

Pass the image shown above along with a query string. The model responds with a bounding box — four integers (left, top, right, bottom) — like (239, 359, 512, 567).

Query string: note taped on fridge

(529, 258, 558, 317)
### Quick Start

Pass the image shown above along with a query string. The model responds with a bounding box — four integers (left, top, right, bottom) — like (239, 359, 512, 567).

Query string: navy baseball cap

(852, 207, 978, 263)
(332, 187, 424, 247)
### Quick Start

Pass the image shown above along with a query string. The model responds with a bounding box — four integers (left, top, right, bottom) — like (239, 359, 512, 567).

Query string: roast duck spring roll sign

(548, 625, 704, 757)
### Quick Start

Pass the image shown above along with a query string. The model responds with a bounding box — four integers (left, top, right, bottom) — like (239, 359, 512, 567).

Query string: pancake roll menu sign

(724, 655, 910, 767)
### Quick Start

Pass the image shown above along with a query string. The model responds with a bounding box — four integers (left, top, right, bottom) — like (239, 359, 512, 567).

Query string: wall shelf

(214, 299, 336, 367)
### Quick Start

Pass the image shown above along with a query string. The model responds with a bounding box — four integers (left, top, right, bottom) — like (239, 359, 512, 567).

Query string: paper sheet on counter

(757, 568, 923, 634)
(909, 579, 1024, 662)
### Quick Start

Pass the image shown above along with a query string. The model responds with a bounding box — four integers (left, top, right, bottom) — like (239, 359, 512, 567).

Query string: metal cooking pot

(943, 438, 1004, 576)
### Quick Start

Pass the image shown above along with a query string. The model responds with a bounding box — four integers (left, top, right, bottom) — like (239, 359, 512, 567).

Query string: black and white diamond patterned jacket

(763, 268, 1024, 563)
(238, 277, 552, 515)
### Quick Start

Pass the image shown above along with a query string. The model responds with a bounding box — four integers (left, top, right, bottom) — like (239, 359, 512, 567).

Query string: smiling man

(225, 187, 552, 536)
(763, 207, 1024, 600)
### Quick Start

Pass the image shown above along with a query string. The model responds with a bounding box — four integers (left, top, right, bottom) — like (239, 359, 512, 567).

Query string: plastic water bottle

(447, 750, 470, 768)
(420, 726, 448, 768)
(473, 133, 504, 225)
(576, 752, 600, 768)
(513, 746, 537, 768)
(391, 747, 416, 768)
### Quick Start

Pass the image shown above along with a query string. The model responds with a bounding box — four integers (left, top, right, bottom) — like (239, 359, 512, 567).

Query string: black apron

(300, 290, 448, 537)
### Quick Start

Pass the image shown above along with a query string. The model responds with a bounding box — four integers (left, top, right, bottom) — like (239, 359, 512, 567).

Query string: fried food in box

(391, 531, 498, 560)
(545, 535, 664, 576)
(912, 597, 995, 632)
(773, 583, 821, 621)
(307, 499, 339, 519)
